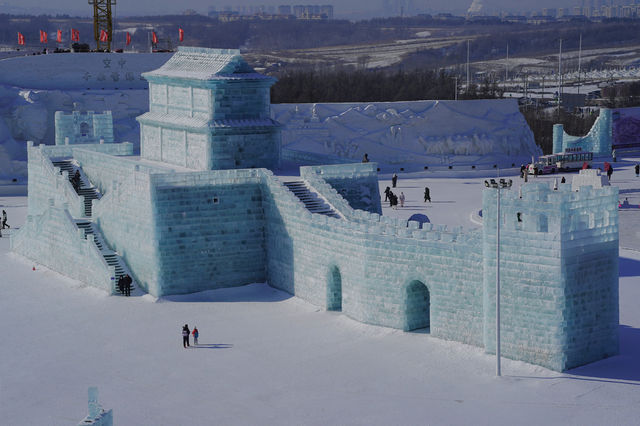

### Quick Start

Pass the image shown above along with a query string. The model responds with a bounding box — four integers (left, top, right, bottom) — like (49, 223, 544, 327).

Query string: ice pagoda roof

(142, 47, 272, 82)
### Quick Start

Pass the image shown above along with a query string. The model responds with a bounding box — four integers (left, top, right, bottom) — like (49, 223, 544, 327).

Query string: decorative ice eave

(141, 46, 275, 85)
(136, 112, 280, 132)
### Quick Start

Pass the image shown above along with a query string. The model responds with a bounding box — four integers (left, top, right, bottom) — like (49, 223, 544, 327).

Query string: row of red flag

(18, 28, 184, 45)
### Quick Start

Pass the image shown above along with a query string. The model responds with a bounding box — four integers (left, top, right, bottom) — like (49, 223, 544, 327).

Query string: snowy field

(1, 158, 640, 425)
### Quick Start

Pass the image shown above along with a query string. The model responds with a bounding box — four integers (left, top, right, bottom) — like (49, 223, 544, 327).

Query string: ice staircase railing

(260, 169, 471, 244)
(33, 149, 85, 218)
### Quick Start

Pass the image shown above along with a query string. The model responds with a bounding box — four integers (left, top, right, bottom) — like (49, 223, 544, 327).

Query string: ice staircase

(52, 159, 100, 217)
(283, 180, 342, 219)
(53, 158, 135, 295)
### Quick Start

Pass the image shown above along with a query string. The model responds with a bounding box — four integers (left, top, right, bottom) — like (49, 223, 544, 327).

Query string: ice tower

(137, 47, 280, 170)
(12, 47, 619, 372)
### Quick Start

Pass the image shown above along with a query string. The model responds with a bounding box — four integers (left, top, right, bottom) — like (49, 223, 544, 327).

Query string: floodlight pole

(496, 180, 502, 377)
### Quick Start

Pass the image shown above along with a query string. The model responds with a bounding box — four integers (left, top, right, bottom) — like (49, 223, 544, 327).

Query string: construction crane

(89, 0, 116, 51)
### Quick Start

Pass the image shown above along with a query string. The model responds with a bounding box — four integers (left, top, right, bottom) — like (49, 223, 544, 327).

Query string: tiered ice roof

(142, 47, 272, 81)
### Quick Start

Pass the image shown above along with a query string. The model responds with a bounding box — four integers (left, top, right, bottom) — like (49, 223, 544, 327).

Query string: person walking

(362, 153, 369, 163)
(424, 187, 431, 203)
(1, 209, 9, 229)
(635, 163, 639, 178)
(384, 186, 391, 202)
(192, 326, 199, 345)
(391, 193, 398, 210)
(607, 165, 613, 181)
(182, 324, 190, 348)
(561, 176, 566, 184)
(388, 191, 394, 208)
(392, 173, 398, 188)
(399, 192, 405, 208)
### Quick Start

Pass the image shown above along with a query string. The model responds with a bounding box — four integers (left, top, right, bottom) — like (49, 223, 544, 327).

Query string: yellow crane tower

(89, 0, 116, 51)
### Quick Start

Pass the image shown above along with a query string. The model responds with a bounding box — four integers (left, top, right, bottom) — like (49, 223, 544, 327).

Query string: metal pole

(496, 184, 502, 377)
(577, 33, 582, 95)
(467, 40, 470, 94)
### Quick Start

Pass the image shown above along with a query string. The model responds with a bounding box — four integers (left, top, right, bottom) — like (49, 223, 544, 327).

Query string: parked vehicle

(528, 148, 593, 175)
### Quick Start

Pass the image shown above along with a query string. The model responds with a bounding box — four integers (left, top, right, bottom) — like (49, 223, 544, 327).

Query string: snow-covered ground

(1, 156, 640, 425)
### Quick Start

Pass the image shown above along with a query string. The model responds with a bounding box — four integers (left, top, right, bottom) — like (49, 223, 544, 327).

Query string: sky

(0, 1, 589, 18)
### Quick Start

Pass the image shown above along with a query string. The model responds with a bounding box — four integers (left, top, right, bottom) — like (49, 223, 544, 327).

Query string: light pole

(484, 177, 512, 377)
(453, 76, 458, 100)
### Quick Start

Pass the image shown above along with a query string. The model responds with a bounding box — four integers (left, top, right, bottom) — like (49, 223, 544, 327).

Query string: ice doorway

(327, 265, 342, 311)
(404, 280, 430, 332)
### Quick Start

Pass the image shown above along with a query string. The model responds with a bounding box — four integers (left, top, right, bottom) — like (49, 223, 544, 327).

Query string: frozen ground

(1, 156, 640, 425)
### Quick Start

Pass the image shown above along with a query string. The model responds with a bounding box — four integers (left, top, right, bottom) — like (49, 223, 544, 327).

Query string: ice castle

(11, 47, 619, 372)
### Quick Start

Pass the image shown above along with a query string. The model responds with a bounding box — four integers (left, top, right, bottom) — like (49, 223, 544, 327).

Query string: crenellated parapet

(482, 175, 618, 371)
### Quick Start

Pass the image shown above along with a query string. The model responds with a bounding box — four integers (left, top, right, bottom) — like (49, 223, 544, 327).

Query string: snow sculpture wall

(137, 47, 280, 171)
(54, 110, 114, 145)
(482, 181, 619, 371)
(553, 109, 612, 156)
(272, 99, 541, 168)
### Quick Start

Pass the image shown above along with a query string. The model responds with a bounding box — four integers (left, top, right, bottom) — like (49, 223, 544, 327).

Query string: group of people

(383, 187, 404, 209)
(182, 324, 199, 348)
(116, 274, 133, 296)
(383, 181, 432, 208)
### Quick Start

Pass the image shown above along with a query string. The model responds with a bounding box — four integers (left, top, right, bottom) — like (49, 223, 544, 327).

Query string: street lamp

(484, 177, 512, 377)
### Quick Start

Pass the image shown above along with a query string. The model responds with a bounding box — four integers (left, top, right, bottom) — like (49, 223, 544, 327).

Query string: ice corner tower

(137, 47, 280, 170)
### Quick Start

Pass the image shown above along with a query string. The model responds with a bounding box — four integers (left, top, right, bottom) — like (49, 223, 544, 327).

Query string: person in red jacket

(192, 326, 199, 345)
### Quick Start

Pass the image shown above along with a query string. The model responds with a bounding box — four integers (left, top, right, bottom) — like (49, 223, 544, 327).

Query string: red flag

(179, 28, 184, 42)
(18, 32, 25, 46)
(71, 28, 79, 42)
(152, 31, 158, 44)
(56, 29, 62, 43)
(99, 29, 109, 43)
(40, 30, 48, 44)
(126, 32, 131, 46)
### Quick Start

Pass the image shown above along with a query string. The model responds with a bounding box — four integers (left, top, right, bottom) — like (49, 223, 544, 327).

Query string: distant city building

(278, 5, 292, 15)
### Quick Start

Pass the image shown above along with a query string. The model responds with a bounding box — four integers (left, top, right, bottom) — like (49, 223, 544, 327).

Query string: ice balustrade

(11, 207, 115, 293)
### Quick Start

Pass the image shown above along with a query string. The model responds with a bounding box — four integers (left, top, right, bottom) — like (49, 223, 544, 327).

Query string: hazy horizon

(0, 1, 603, 18)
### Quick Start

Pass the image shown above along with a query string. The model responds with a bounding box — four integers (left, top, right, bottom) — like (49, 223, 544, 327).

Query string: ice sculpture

(12, 47, 619, 372)
(553, 109, 612, 155)
(78, 387, 112, 426)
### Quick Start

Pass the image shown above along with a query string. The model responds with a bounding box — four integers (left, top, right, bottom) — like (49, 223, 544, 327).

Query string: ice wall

(273, 99, 540, 167)
(553, 109, 612, 156)
(11, 206, 114, 293)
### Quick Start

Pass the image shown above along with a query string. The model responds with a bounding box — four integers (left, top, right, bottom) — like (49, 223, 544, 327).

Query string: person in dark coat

(182, 324, 190, 348)
(424, 187, 431, 203)
(607, 165, 613, 181)
(391, 193, 398, 210)
(362, 153, 369, 163)
(635, 163, 639, 177)
(1, 209, 9, 229)
(117, 275, 124, 294)
(123, 274, 132, 297)
(388, 191, 395, 208)
(384, 186, 391, 202)
(391, 173, 398, 188)
(560, 176, 566, 184)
